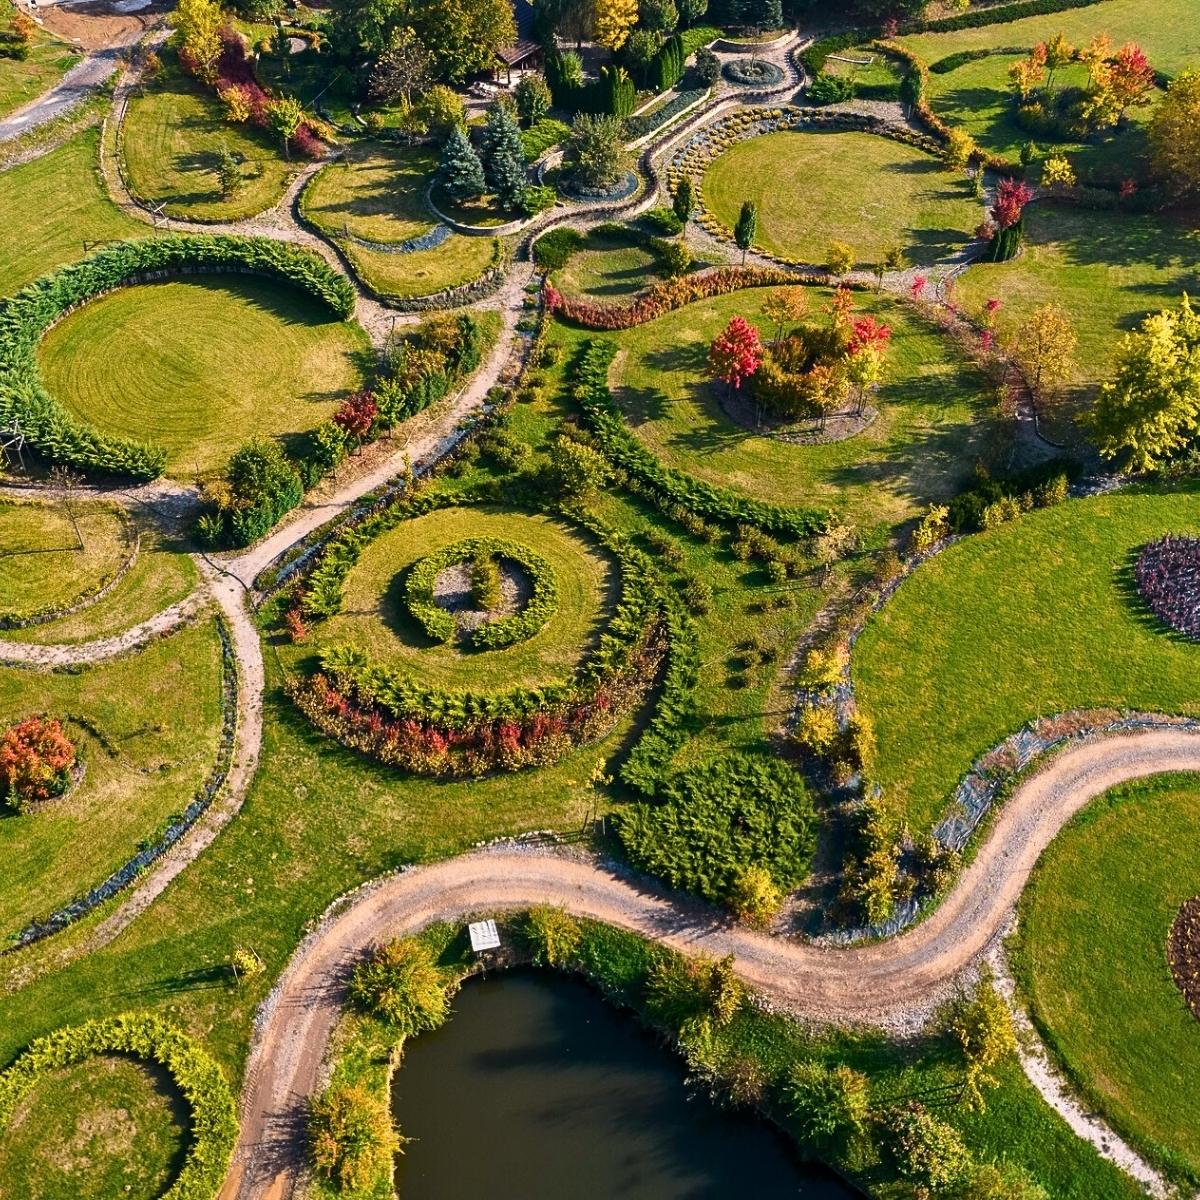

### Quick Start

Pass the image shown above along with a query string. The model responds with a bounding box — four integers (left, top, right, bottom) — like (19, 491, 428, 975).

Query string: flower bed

(0, 1014, 237, 1200)
(0, 235, 355, 481)
(1135, 535, 1200, 641)
(723, 59, 785, 88)
(405, 536, 557, 650)
(1168, 897, 1200, 1023)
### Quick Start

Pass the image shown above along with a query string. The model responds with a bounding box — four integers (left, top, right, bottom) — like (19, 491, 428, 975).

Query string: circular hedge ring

(1134, 535, 1200, 640)
(405, 537, 558, 651)
(722, 58, 784, 88)
(0, 1013, 238, 1199)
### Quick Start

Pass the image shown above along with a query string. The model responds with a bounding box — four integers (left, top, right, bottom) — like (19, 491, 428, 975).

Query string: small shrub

(781, 1060, 870, 1149)
(643, 206, 684, 236)
(308, 1083, 402, 1192)
(525, 906, 583, 967)
(727, 865, 782, 929)
(807, 72, 854, 105)
(348, 937, 450, 1034)
(0, 717, 75, 811)
(470, 549, 503, 611)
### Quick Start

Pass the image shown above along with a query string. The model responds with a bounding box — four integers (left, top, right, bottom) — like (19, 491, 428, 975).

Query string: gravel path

(224, 728, 1200, 1199)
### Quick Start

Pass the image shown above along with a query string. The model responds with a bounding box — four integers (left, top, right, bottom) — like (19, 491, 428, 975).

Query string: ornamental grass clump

(348, 936, 451, 1035)
(0, 717, 76, 812)
(309, 1082, 403, 1192)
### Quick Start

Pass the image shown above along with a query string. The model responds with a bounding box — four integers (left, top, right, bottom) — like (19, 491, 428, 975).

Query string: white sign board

(468, 919, 501, 953)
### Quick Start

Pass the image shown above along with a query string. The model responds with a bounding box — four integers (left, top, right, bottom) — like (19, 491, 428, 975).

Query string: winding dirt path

(225, 728, 1200, 1199)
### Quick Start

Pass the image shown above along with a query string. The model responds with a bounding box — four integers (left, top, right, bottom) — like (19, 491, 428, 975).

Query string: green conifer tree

(437, 125, 486, 201)
(480, 101, 528, 210)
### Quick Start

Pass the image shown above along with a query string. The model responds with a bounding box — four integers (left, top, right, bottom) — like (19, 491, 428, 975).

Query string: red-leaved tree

(991, 179, 1034, 231)
(0, 717, 76, 809)
(334, 391, 379, 444)
(708, 316, 763, 392)
(847, 314, 893, 356)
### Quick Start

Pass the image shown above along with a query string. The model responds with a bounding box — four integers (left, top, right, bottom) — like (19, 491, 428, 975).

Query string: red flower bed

(1168, 896, 1200, 1023)
(0, 717, 76, 810)
(1135, 535, 1200, 641)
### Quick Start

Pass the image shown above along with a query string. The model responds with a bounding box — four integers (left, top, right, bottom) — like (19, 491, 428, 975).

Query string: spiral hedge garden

(404, 537, 558, 651)
(0, 235, 356, 480)
(0, 1014, 237, 1200)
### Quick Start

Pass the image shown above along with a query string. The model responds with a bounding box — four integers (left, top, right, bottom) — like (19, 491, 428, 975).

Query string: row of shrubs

(623, 86, 710, 142)
(404, 536, 556, 650)
(0, 1014, 237, 1200)
(0, 235, 355, 481)
(568, 339, 828, 540)
(196, 311, 487, 548)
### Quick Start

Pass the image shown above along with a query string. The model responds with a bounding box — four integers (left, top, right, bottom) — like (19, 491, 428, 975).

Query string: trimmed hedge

(913, 0, 1106, 34)
(0, 1014, 238, 1200)
(404, 536, 558, 650)
(0, 235, 356, 481)
(569, 340, 828, 541)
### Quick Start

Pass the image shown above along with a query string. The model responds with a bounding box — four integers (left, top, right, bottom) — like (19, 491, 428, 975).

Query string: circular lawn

(38, 277, 368, 475)
(301, 507, 615, 694)
(1016, 774, 1200, 1181)
(702, 129, 980, 267)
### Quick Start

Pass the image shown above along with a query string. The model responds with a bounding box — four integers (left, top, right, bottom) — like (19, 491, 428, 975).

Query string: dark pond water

(392, 969, 859, 1199)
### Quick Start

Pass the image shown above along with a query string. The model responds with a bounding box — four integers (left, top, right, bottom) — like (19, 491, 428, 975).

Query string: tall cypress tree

(437, 125, 486, 201)
(480, 101, 528, 211)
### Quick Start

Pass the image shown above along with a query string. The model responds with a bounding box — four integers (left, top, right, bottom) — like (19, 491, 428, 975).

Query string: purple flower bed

(1135, 535, 1200, 640)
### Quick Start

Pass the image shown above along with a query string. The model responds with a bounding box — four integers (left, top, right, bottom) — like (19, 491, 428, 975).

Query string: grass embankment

(0, 127, 145, 297)
(0, 0, 80, 120)
(0, 1054, 189, 1199)
(0, 527, 197, 646)
(0, 499, 130, 622)
(38, 276, 369, 476)
(854, 487, 1200, 834)
(1014, 774, 1200, 1187)
(898, 0, 1200, 176)
(121, 59, 295, 222)
(955, 203, 1200, 394)
(0, 620, 225, 941)
(586, 287, 992, 537)
(703, 130, 981, 267)
(298, 507, 614, 693)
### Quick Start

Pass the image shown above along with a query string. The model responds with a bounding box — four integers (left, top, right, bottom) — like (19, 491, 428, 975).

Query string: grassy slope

(899, 0, 1200, 175)
(854, 487, 1200, 834)
(300, 142, 436, 244)
(0, 500, 129, 619)
(594, 287, 993, 538)
(0, 0, 80, 121)
(0, 620, 224, 940)
(1014, 774, 1200, 1185)
(555, 240, 665, 300)
(121, 60, 294, 222)
(302, 506, 614, 692)
(0, 127, 145, 297)
(703, 130, 982, 267)
(0, 528, 197, 646)
(954, 202, 1200, 392)
(343, 234, 500, 301)
(38, 277, 368, 476)
(0, 1054, 188, 1199)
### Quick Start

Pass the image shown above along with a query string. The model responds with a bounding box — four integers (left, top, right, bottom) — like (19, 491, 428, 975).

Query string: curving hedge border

(405, 536, 557, 651)
(0, 234, 356, 481)
(0, 497, 140, 630)
(569, 339, 827, 541)
(0, 1013, 237, 1200)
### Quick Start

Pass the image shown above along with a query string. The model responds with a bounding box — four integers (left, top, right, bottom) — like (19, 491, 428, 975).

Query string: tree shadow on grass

(611, 383, 670, 426)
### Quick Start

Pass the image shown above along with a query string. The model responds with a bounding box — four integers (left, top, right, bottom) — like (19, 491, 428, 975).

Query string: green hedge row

(0, 1013, 237, 1200)
(0, 235, 356, 481)
(405, 536, 558, 651)
(569, 340, 828, 541)
(914, 0, 1106, 33)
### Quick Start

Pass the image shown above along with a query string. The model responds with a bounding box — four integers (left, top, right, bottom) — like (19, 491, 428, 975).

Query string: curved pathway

(225, 727, 1200, 1198)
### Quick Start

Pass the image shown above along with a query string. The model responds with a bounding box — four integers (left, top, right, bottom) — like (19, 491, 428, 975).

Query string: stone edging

(426, 182, 532, 237)
(0, 500, 141, 631)
(4, 613, 239, 952)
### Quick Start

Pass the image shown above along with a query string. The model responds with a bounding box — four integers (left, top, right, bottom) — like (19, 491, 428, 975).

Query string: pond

(393, 969, 860, 1199)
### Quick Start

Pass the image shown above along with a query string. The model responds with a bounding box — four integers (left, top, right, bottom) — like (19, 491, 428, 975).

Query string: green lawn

(343, 234, 501, 301)
(0, 0, 80, 120)
(954, 202, 1200, 394)
(0, 499, 131, 623)
(823, 44, 904, 90)
(1014, 774, 1200, 1186)
(899, 0, 1200, 176)
(38, 276, 368, 476)
(300, 142, 437, 244)
(121, 60, 296, 222)
(854, 487, 1200, 834)
(0, 620, 224, 941)
(702, 130, 982, 267)
(0, 527, 197, 646)
(0, 1053, 189, 1199)
(596, 287, 993, 537)
(0, 128, 144, 297)
(299, 506, 615, 692)
(553, 226, 675, 300)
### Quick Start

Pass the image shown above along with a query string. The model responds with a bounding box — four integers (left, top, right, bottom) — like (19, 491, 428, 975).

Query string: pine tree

(480, 101, 528, 210)
(734, 199, 758, 264)
(437, 125, 486, 201)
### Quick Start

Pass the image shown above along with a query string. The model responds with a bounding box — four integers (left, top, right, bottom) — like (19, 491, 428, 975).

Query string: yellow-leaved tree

(593, 0, 639, 51)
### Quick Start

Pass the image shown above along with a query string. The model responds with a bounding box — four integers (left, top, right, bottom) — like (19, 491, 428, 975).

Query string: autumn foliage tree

(708, 315, 763, 392)
(1150, 68, 1200, 200)
(1083, 41, 1155, 128)
(1009, 302, 1077, 413)
(334, 391, 379, 446)
(0, 717, 76, 811)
